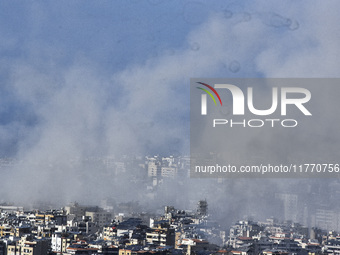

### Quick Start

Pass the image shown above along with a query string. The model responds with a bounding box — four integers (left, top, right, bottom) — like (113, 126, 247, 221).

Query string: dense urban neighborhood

(1, 0, 339, 254)
(1, 156, 340, 254)
(0, 200, 340, 255)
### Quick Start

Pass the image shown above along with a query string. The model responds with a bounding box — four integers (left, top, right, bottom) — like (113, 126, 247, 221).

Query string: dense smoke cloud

(0, 1, 339, 228)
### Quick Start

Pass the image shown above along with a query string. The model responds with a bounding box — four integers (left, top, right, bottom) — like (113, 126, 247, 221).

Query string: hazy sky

(0, 1, 340, 208)
(1, 0, 339, 157)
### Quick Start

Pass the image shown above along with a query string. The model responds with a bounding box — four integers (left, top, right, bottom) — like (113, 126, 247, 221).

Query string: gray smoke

(0, 0, 339, 230)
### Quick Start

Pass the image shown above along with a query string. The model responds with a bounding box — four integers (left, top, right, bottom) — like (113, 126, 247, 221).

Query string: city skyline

(0, 1, 340, 254)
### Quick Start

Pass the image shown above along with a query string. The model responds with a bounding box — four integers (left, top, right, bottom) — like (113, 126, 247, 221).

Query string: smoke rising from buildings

(0, 0, 339, 228)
